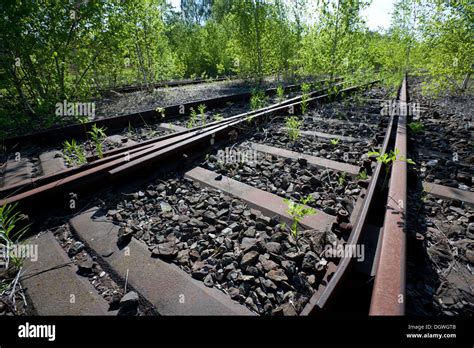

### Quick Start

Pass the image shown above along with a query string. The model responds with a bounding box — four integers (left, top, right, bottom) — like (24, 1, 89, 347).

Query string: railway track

(2, 74, 470, 317)
(100, 75, 237, 95)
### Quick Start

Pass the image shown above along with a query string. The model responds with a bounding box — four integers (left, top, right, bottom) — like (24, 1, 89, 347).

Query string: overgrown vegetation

(285, 116, 302, 144)
(213, 113, 223, 122)
(276, 85, 285, 102)
(156, 107, 166, 119)
(357, 169, 368, 180)
(283, 195, 317, 242)
(408, 120, 424, 133)
(0, 203, 30, 270)
(1, 1, 472, 137)
(0, 203, 30, 315)
(187, 107, 198, 128)
(250, 89, 267, 110)
(338, 172, 347, 186)
(368, 148, 416, 174)
(197, 103, 207, 126)
(88, 124, 107, 159)
(63, 139, 87, 166)
(300, 83, 311, 114)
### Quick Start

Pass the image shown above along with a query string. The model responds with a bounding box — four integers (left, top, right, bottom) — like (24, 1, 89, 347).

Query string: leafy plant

(276, 85, 285, 102)
(301, 83, 311, 94)
(250, 89, 267, 110)
(213, 113, 223, 121)
(198, 104, 207, 126)
(0, 203, 30, 269)
(357, 169, 368, 180)
(63, 139, 87, 166)
(338, 172, 347, 186)
(408, 121, 424, 133)
(156, 107, 166, 119)
(283, 195, 317, 241)
(330, 138, 340, 145)
(300, 83, 311, 114)
(88, 124, 107, 159)
(285, 116, 301, 143)
(368, 148, 416, 174)
(187, 107, 197, 128)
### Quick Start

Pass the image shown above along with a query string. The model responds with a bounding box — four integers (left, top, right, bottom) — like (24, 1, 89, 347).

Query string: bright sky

(168, 0, 396, 32)
(362, 0, 396, 31)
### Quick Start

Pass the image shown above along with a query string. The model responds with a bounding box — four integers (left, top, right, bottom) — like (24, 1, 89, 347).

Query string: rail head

(369, 74, 409, 316)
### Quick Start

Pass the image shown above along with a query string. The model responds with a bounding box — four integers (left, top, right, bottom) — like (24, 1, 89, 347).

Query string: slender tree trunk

(8, 64, 35, 116)
(460, 67, 472, 91)
(143, 20, 154, 87)
(24, 54, 46, 100)
(330, 0, 341, 82)
(253, 0, 263, 81)
(134, 30, 148, 86)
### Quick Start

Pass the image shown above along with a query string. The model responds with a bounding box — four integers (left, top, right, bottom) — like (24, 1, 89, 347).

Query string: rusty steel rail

(301, 94, 396, 316)
(369, 75, 409, 315)
(301, 76, 410, 316)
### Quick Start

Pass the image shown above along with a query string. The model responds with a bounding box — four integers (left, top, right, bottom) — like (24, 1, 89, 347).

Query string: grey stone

(68, 241, 84, 257)
(260, 258, 279, 272)
(267, 269, 288, 282)
(241, 250, 259, 268)
(120, 291, 139, 313)
(203, 274, 214, 287)
(302, 251, 320, 271)
(151, 241, 177, 260)
(266, 242, 281, 254)
(228, 287, 240, 300)
(240, 237, 258, 251)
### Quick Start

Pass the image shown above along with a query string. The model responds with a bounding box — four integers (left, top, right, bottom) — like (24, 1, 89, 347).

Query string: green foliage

(357, 169, 368, 180)
(338, 172, 347, 186)
(88, 124, 107, 159)
(213, 113, 223, 121)
(276, 85, 285, 102)
(197, 103, 207, 126)
(330, 138, 340, 145)
(156, 107, 166, 119)
(283, 195, 317, 240)
(300, 83, 311, 114)
(0, 203, 30, 268)
(368, 148, 415, 173)
(1, 0, 472, 139)
(0, 1, 180, 137)
(63, 139, 87, 166)
(250, 89, 267, 110)
(408, 120, 424, 133)
(187, 107, 198, 128)
(301, 83, 311, 95)
(285, 116, 301, 143)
